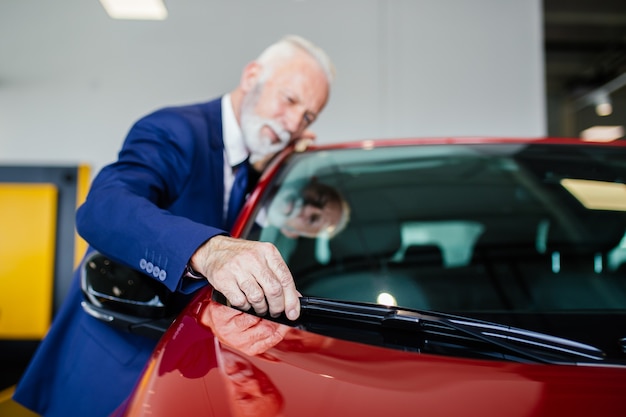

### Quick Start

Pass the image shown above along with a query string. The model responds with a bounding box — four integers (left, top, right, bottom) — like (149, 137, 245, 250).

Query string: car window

(246, 143, 626, 315)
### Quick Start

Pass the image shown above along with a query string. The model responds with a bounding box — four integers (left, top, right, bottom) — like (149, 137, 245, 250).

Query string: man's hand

(190, 235, 301, 320)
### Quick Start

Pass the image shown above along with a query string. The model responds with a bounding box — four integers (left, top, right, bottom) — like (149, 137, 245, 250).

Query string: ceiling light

(573, 73, 626, 115)
(596, 101, 613, 116)
(561, 179, 626, 212)
(580, 125, 624, 142)
(99, 0, 168, 20)
(593, 91, 613, 116)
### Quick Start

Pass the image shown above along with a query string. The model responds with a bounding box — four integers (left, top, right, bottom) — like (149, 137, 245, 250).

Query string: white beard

(240, 85, 291, 164)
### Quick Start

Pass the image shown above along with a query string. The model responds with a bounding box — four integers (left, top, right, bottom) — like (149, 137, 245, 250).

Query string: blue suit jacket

(14, 98, 237, 416)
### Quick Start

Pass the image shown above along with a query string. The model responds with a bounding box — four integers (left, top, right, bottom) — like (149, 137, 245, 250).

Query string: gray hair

(256, 35, 336, 84)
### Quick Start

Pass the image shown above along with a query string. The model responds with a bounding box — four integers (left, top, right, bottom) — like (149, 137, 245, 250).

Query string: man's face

(268, 182, 343, 239)
(240, 51, 329, 164)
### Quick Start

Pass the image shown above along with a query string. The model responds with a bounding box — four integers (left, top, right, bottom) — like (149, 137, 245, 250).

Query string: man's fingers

(282, 281, 301, 321)
(192, 236, 300, 320)
(238, 273, 269, 316)
(219, 284, 252, 312)
(262, 248, 300, 320)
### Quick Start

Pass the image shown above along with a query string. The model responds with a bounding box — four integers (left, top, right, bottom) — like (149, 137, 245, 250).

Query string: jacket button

(159, 270, 167, 281)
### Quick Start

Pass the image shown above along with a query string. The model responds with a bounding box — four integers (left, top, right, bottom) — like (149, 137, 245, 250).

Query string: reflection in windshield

(264, 178, 350, 239)
(561, 178, 626, 211)
(254, 177, 351, 262)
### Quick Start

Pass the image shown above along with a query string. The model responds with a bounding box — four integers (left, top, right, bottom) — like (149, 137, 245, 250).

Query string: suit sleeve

(76, 107, 225, 293)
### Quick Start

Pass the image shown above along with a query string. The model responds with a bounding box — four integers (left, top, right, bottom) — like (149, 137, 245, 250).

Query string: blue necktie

(226, 159, 249, 229)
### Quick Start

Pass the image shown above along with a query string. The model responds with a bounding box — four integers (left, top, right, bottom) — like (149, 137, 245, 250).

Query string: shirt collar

(221, 94, 248, 167)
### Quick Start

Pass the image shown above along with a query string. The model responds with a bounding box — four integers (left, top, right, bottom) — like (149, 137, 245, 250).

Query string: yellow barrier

(0, 386, 40, 417)
(0, 183, 57, 339)
(74, 164, 91, 268)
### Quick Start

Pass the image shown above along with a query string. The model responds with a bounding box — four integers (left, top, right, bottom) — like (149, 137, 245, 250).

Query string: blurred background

(2, 1, 625, 175)
(1, 0, 625, 414)
(2, 0, 546, 176)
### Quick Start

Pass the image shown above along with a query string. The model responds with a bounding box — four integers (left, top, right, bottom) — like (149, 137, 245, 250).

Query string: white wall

(0, 0, 545, 176)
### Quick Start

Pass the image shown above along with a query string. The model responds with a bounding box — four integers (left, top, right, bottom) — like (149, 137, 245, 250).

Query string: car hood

(117, 293, 626, 417)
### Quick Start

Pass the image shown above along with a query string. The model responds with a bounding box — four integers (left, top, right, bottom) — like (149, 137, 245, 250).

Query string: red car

(87, 138, 626, 417)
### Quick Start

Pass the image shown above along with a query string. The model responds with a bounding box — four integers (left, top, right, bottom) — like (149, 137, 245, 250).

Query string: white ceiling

(0, 1, 549, 173)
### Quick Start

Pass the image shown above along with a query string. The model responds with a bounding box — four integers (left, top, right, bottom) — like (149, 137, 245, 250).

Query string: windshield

(244, 142, 626, 362)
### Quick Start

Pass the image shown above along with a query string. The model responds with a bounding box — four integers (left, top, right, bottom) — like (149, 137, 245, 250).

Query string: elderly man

(14, 35, 334, 417)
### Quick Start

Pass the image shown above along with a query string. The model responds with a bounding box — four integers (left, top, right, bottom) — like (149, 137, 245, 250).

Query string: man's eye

(309, 214, 320, 225)
(303, 196, 325, 209)
(315, 195, 327, 208)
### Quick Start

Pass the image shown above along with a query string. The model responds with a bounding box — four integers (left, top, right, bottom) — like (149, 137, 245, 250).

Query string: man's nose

(283, 106, 306, 134)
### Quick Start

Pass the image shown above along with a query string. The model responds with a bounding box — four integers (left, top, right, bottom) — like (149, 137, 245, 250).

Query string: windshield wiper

(295, 296, 606, 365)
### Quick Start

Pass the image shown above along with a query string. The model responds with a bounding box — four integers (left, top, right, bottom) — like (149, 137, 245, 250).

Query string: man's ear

(240, 61, 262, 93)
